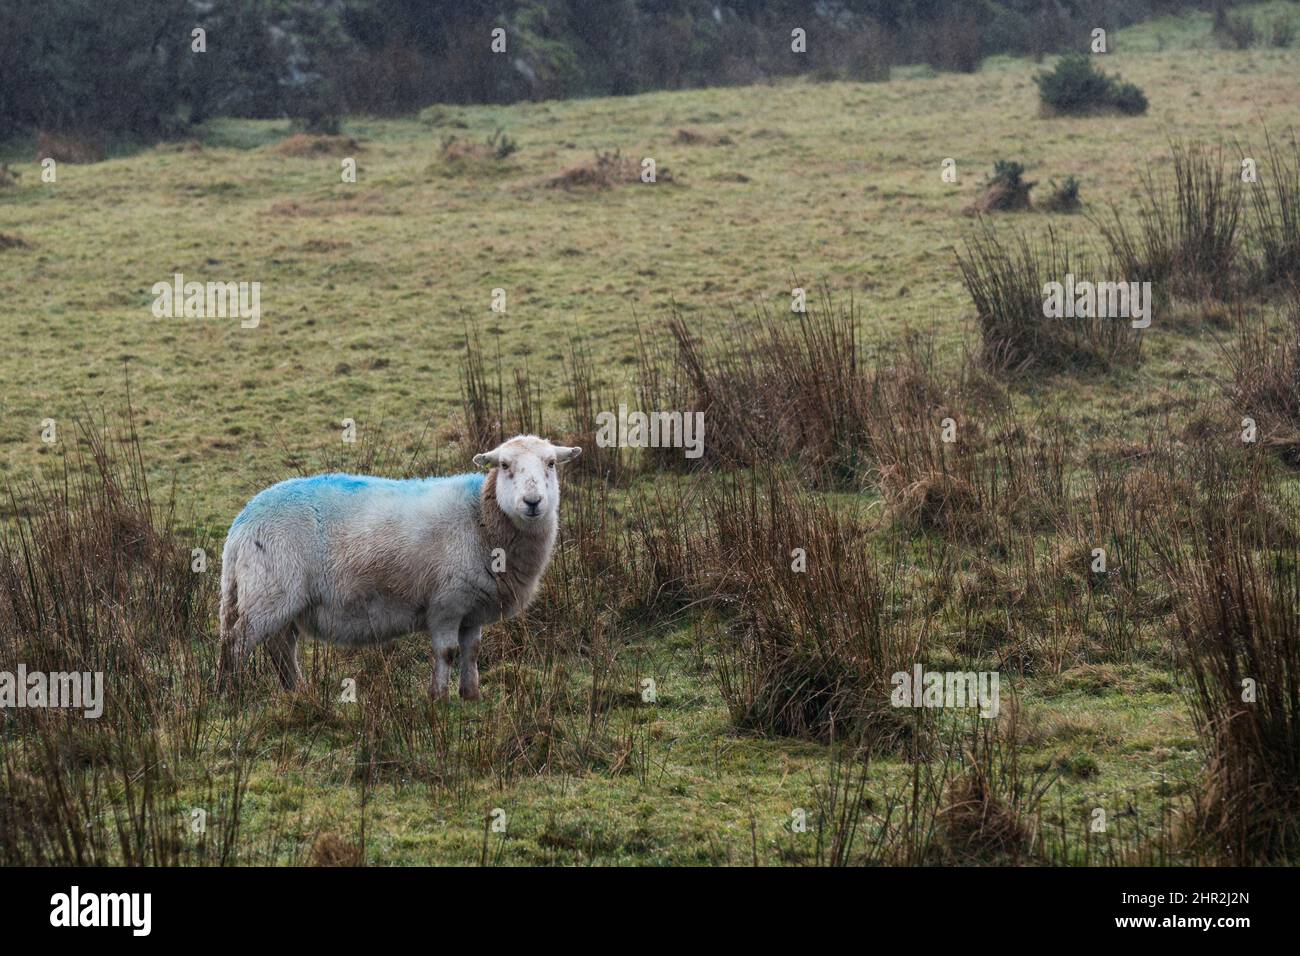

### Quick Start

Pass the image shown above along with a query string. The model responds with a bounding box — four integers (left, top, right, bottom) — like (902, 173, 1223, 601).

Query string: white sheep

(217, 435, 581, 699)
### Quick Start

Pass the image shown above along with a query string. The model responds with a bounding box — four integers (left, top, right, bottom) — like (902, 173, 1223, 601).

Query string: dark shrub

(1110, 80, 1149, 116)
(1271, 17, 1296, 48)
(1214, 10, 1259, 49)
(1035, 54, 1111, 113)
(926, 11, 983, 73)
(1041, 176, 1083, 213)
(967, 160, 1036, 213)
(1035, 54, 1148, 116)
(0, 0, 188, 137)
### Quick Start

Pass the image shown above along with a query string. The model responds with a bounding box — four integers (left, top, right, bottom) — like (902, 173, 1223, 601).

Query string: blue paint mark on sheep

(230, 472, 485, 530)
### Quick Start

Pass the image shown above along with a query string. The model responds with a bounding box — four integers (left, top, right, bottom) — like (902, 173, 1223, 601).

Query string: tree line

(0, 0, 1209, 140)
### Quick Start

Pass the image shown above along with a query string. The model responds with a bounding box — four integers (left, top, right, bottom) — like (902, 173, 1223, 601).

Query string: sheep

(217, 435, 581, 700)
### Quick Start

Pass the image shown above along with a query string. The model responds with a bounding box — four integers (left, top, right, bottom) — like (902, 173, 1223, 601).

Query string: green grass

(169, 633, 1197, 865)
(1, 6, 1296, 864)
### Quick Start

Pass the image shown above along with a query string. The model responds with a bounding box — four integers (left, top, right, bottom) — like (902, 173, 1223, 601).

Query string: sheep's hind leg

(458, 623, 483, 701)
(265, 626, 304, 692)
(428, 619, 460, 701)
(217, 618, 249, 694)
(219, 600, 297, 696)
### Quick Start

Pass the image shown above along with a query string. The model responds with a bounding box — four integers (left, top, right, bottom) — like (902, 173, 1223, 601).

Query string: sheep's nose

(523, 495, 542, 509)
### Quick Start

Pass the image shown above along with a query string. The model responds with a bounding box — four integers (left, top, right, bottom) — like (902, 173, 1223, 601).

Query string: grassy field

(1, 4, 1298, 865)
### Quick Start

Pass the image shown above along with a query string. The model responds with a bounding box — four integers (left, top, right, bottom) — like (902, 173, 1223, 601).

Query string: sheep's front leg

(458, 622, 483, 701)
(428, 619, 460, 701)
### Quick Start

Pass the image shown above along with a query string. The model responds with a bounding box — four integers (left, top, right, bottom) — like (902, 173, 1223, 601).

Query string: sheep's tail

(217, 536, 241, 685)
(219, 539, 240, 638)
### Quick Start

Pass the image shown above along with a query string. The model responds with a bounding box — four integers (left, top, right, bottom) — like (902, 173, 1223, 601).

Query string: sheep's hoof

(459, 684, 482, 701)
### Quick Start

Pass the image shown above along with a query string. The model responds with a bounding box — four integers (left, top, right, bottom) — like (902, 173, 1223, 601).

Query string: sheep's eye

(547, 460, 555, 468)
(501, 461, 511, 471)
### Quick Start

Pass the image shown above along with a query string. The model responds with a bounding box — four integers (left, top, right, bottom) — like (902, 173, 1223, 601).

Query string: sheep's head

(474, 435, 581, 528)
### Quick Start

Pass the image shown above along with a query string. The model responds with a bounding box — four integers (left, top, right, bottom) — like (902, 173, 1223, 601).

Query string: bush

(1035, 55, 1110, 113)
(0, 0, 189, 138)
(1041, 176, 1083, 213)
(289, 89, 344, 136)
(968, 160, 1036, 213)
(1035, 54, 1148, 116)
(806, 19, 894, 82)
(487, 128, 518, 160)
(926, 11, 983, 73)
(1271, 17, 1296, 48)
(1214, 9, 1259, 49)
(1110, 80, 1149, 116)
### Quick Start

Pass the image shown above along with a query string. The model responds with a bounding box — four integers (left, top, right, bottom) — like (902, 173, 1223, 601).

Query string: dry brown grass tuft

(966, 180, 1033, 215)
(440, 139, 495, 163)
(672, 127, 733, 146)
(309, 833, 365, 867)
(152, 139, 205, 154)
(957, 222, 1142, 375)
(938, 714, 1055, 863)
(881, 468, 982, 537)
(271, 133, 360, 158)
(544, 149, 671, 190)
(942, 763, 1034, 858)
(1222, 296, 1300, 467)
(35, 130, 105, 164)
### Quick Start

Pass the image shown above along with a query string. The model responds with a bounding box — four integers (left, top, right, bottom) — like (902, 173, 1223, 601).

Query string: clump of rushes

(699, 469, 933, 751)
(956, 222, 1141, 375)
(1147, 452, 1300, 862)
(1093, 143, 1243, 302)
(1246, 128, 1300, 289)
(1222, 296, 1300, 466)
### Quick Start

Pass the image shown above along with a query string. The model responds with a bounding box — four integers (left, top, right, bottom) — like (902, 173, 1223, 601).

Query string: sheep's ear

(473, 450, 499, 469)
(553, 445, 582, 463)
